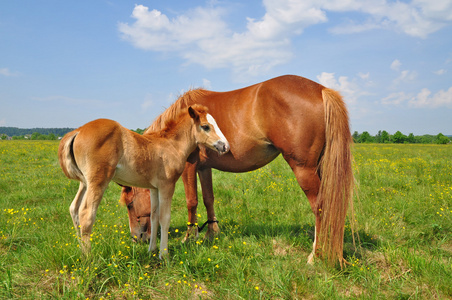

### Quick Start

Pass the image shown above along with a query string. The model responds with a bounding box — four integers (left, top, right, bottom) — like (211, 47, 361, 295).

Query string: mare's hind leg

(283, 158, 322, 264)
(70, 182, 86, 237)
(198, 168, 220, 240)
(78, 182, 108, 254)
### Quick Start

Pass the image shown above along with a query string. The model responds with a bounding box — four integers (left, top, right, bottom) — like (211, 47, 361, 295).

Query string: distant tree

(381, 130, 390, 143)
(375, 130, 382, 143)
(133, 128, 145, 135)
(31, 132, 42, 140)
(352, 131, 360, 142)
(0, 127, 74, 138)
(435, 133, 450, 144)
(392, 131, 407, 144)
(407, 133, 415, 143)
(358, 131, 373, 143)
(416, 134, 436, 144)
(0, 134, 8, 140)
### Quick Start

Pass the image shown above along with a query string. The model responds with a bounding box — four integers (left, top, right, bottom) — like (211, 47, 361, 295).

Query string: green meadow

(1, 141, 451, 299)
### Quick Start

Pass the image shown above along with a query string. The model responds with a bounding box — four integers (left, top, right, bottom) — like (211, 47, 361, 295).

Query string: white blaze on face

(206, 114, 228, 144)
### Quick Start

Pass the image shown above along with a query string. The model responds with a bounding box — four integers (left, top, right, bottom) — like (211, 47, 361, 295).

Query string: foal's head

(119, 186, 151, 242)
(188, 104, 230, 155)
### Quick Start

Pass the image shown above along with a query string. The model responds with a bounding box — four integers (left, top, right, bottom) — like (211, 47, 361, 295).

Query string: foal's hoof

(159, 251, 170, 261)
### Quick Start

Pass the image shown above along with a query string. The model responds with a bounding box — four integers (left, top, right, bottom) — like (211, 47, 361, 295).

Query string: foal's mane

(144, 88, 209, 135)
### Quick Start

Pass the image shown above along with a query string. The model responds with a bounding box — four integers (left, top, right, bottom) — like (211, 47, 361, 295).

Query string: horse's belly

(113, 164, 156, 189)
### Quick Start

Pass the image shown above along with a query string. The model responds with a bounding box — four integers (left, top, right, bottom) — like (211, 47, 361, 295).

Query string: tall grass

(1, 141, 451, 299)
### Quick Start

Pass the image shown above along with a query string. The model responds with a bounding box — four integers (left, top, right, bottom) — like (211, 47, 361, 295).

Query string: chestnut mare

(122, 75, 354, 266)
(58, 105, 230, 258)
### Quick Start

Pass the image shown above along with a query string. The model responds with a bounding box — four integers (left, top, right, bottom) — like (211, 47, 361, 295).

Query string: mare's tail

(58, 131, 84, 181)
(318, 88, 354, 266)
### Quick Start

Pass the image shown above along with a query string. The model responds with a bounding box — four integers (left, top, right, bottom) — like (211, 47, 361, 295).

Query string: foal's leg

(70, 182, 86, 237)
(181, 162, 199, 241)
(157, 184, 176, 259)
(283, 158, 321, 264)
(198, 168, 220, 240)
(78, 182, 108, 254)
(149, 188, 159, 253)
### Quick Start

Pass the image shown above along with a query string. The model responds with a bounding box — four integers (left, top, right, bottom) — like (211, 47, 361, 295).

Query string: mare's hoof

(182, 226, 199, 243)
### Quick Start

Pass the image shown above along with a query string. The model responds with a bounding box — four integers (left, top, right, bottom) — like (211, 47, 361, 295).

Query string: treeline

(353, 130, 451, 144)
(1, 126, 450, 144)
(0, 126, 143, 140)
(0, 127, 74, 138)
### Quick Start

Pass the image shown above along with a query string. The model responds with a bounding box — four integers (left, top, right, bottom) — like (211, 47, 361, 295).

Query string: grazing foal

(58, 105, 229, 257)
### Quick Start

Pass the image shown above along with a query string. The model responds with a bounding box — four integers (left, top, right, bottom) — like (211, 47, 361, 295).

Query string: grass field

(1, 141, 451, 299)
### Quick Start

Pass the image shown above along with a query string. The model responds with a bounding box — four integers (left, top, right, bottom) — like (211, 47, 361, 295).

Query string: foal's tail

(318, 88, 354, 266)
(58, 131, 84, 181)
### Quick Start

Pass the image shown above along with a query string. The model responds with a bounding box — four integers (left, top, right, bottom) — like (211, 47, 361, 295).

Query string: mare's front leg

(149, 188, 159, 253)
(181, 161, 199, 242)
(157, 184, 176, 259)
(198, 168, 220, 240)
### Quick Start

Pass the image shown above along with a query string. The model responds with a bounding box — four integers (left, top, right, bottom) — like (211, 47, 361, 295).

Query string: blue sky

(1, 0, 451, 135)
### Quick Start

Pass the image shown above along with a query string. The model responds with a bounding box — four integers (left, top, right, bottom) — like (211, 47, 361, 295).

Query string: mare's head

(119, 186, 151, 242)
(188, 104, 230, 155)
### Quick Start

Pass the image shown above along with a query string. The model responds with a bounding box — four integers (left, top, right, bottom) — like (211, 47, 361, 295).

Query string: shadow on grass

(138, 218, 383, 267)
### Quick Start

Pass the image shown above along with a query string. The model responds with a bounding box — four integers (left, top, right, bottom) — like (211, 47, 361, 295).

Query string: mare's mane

(144, 89, 209, 135)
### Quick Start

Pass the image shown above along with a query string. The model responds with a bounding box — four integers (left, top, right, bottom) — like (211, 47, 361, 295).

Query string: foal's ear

(188, 106, 199, 121)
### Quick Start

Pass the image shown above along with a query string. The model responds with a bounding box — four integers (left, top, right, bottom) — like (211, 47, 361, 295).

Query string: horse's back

(203, 75, 325, 129)
(70, 119, 126, 179)
(74, 119, 123, 145)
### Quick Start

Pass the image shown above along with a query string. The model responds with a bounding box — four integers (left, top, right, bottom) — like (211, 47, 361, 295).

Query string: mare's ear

(188, 106, 200, 121)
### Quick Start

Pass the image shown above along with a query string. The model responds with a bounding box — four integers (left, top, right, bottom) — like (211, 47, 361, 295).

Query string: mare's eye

(201, 125, 210, 131)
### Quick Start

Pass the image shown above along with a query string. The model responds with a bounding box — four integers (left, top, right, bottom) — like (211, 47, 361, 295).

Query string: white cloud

(389, 59, 417, 85)
(202, 78, 212, 89)
(382, 86, 452, 108)
(409, 87, 452, 108)
(434, 69, 447, 75)
(247, 0, 327, 38)
(118, 5, 228, 51)
(317, 72, 362, 105)
(390, 59, 402, 71)
(118, 3, 318, 78)
(393, 70, 418, 85)
(381, 91, 412, 105)
(358, 72, 370, 80)
(413, 0, 452, 21)
(326, 0, 452, 38)
(118, 1, 452, 76)
(0, 68, 19, 77)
